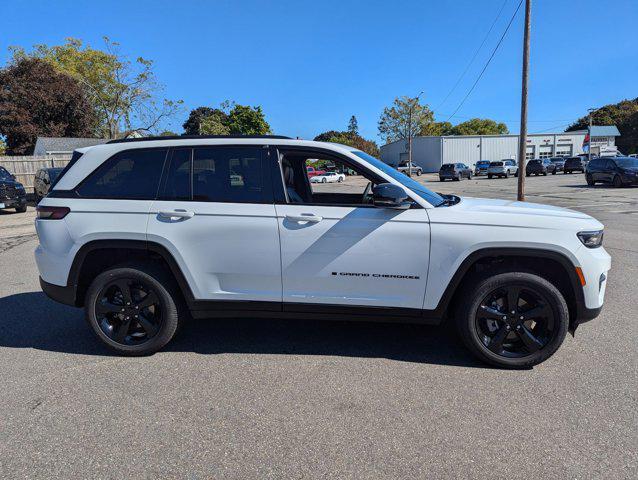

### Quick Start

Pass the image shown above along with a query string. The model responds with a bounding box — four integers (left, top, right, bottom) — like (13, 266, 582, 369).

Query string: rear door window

(77, 148, 168, 199)
(193, 147, 265, 203)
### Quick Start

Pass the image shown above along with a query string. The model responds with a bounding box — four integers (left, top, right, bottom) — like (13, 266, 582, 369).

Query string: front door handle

(159, 210, 195, 219)
(285, 213, 323, 223)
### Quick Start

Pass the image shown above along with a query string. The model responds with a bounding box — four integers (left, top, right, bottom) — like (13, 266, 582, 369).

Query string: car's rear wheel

(612, 175, 623, 188)
(15, 204, 27, 213)
(504, 171, 509, 178)
(487, 174, 493, 179)
(84, 265, 182, 356)
(416, 170, 422, 176)
(456, 272, 568, 368)
(586, 173, 595, 185)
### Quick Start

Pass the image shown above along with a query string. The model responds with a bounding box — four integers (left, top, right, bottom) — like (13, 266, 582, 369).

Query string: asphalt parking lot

(1, 173, 636, 478)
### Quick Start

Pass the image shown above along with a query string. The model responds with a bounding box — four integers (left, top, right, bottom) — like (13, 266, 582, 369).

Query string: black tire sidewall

(457, 272, 569, 368)
(85, 266, 180, 355)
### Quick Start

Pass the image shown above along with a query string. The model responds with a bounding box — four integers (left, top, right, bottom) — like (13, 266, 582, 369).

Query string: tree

(348, 115, 359, 136)
(314, 130, 379, 157)
(0, 138, 6, 156)
(10, 37, 183, 139)
(422, 121, 454, 136)
(158, 130, 178, 136)
(182, 107, 228, 135)
(450, 118, 509, 135)
(183, 101, 271, 136)
(0, 58, 96, 154)
(226, 104, 271, 135)
(566, 98, 638, 154)
(378, 96, 435, 143)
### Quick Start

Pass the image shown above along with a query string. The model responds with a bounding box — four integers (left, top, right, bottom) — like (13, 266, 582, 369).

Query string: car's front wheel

(586, 173, 595, 185)
(456, 272, 569, 368)
(84, 265, 182, 356)
(612, 175, 623, 188)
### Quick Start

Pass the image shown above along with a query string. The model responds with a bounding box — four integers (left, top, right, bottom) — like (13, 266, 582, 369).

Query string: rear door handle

(159, 210, 195, 219)
(285, 214, 323, 223)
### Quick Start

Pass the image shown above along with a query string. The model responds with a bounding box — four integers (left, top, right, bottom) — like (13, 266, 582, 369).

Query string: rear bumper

(0, 196, 26, 208)
(39, 276, 77, 307)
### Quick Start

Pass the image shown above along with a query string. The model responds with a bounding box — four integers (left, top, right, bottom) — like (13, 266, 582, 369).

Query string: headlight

(577, 230, 604, 248)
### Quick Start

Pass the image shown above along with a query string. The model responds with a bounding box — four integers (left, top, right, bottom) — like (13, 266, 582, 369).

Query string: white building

(380, 126, 620, 173)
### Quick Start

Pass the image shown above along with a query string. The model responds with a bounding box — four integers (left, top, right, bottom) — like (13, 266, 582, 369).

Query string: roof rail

(106, 134, 292, 144)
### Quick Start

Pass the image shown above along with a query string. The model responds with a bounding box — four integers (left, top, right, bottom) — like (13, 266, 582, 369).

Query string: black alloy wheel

(85, 266, 181, 355)
(456, 272, 568, 368)
(475, 285, 555, 358)
(613, 175, 623, 188)
(94, 278, 163, 346)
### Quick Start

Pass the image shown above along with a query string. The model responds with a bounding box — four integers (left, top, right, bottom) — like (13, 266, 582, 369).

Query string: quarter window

(77, 149, 167, 199)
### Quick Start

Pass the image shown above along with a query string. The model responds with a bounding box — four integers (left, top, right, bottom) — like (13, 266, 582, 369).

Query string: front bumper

(0, 196, 26, 208)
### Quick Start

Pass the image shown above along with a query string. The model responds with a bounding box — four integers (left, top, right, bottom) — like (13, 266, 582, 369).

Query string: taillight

(36, 206, 70, 219)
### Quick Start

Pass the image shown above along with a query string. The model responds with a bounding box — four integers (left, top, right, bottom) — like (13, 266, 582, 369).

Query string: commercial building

(380, 126, 620, 173)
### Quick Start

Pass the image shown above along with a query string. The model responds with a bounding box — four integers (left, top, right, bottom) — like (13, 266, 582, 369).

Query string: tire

(514, 171, 518, 177)
(504, 171, 509, 179)
(543, 171, 548, 176)
(454, 175, 460, 181)
(456, 271, 569, 368)
(552, 170, 557, 175)
(468, 172, 472, 180)
(416, 170, 422, 176)
(338, 177, 343, 183)
(15, 204, 27, 213)
(322, 177, 327, 183)
(84, 265, 182, 356)
(526, 172, 530, 177)
(612, 175, 623, 188)
(488, 174, 493, 179)
(439, 177, 445, 182)
(586, 173, 595, 186)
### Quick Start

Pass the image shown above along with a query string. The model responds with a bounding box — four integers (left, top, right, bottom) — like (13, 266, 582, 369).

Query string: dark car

(439, 163, 472, 181)
(526, 158, 557, 176)
(563, 156, 587, 174)
(549, 157, 566, 172)
(586, 156, 638, 187)
(0, 166, 27, 213)
(474, 160, 491, 176)
(34, 167, 63, 203)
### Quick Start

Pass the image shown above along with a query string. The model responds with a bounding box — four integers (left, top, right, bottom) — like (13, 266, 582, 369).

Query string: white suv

(35, 136, 611, 368)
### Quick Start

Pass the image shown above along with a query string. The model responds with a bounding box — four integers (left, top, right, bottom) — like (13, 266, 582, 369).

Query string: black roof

(106, 134, 292, 144)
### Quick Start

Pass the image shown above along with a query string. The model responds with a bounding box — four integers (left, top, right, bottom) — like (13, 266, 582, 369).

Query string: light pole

(407, 91, 424, 178)
(517, 0, 531, 202)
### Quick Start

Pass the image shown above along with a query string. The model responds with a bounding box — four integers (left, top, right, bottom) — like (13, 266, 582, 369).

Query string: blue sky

(3, 0, 637, 143)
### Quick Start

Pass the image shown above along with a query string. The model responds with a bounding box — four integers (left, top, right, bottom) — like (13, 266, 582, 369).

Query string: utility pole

(587, 108, 595, 162)
(517, 0, 531, 202)
(407, 91, 424, 178)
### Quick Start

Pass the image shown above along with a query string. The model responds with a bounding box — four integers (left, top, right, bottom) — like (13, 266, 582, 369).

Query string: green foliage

(422, 121, 454, 136)
(158, 130, 178, 136)
(566, 98, 638, 154)
(450, 118, 509, 135)
(348, 115, 359, 136)
(378, 96, 435, 143)
(10, 37, 183, 138)
(313, 130, 380, 157)
(0, 138, 6, 155)
(0, 58, 96, 154)
(184, 101, 271, 136)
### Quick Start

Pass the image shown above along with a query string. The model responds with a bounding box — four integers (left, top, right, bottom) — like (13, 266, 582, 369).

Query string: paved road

(0, 174, 636, 479)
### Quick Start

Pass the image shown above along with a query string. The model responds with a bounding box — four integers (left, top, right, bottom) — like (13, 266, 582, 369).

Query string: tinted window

(0, 167, 12, 180)
(77, 149, 167, 199)
(161, 148, 192, 200)
(615, 158, 638, 168)
(441, 164, 455, 170)
(491, 162, 503, 166)
(528, 160, 541, 165)
(193, 147, 263, 203)
(589, 159, 602, 168)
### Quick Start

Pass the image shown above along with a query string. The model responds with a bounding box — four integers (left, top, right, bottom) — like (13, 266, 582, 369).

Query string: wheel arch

(431, 247, 585, 329)
(67, 239, 195, 307)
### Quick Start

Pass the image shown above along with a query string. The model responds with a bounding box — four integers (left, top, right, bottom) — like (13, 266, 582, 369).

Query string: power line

(436, 0, 509, 110)
(445, 0, 524, 122)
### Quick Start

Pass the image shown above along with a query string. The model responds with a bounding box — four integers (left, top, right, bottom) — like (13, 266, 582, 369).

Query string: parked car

(526, 158, 557, 176)
(474, 160, 491, 176)
(397, 162, 423, 176)
(310, 171, 345, 183)
(563, 156, 587, 174)
(586, 156, 638, 187)
(306, 166, 326, 178)
(35, 136, 610, 368)
(439, 163, 472, 181)
(549, 157, 566, 172)
(34, 167, 64, 203)
(0, 166, 27, 213)
(487, 160, 518, 179)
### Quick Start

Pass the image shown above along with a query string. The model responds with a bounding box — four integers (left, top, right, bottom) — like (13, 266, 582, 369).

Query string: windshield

(529, 160, 541, 164)
(615, 158, 638, 168)
(477, 161, 490, 166)
(490, 162, 503, 166)
(351, 151, 445, 207)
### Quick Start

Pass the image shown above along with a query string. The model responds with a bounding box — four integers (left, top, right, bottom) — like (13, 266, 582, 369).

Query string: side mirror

(372, 183, 412, 210)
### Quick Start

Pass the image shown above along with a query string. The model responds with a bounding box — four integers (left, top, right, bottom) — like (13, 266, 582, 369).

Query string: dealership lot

(0, 174, 636, 478)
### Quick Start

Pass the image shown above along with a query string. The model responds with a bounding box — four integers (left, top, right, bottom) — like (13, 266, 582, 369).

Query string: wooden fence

(0, 155, 72, 190)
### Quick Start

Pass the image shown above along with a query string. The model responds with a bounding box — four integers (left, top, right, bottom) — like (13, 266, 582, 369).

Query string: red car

(306, 166, 326, 178)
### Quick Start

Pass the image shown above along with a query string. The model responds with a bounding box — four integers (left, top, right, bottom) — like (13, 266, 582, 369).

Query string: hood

(437, 196, 604, 232)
